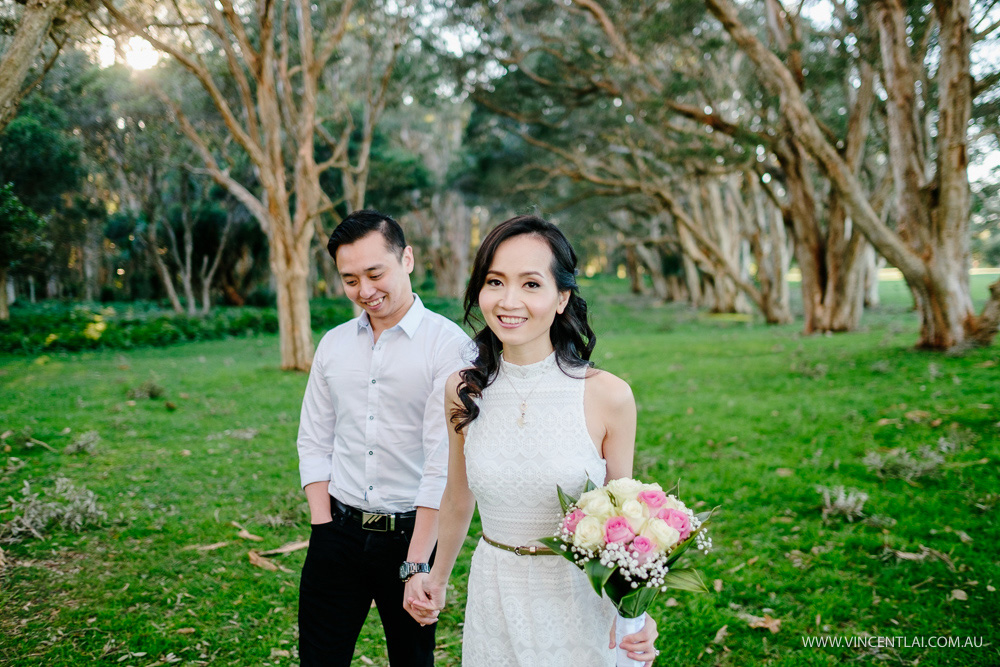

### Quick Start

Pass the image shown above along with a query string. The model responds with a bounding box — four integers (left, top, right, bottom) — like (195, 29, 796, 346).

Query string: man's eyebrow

(340, 264, 386, 277)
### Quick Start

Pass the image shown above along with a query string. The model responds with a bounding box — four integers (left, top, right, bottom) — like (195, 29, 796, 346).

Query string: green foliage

(0, 184, 46, 272)
(0, 98, 84, 214)
(0, 299, 359, 354)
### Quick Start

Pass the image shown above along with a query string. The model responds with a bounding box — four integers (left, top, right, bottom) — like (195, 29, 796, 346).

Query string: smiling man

(296, 209, 470, 666)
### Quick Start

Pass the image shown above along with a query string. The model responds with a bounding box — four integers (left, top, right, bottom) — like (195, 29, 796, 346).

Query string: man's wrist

(399, 561, 430, 582)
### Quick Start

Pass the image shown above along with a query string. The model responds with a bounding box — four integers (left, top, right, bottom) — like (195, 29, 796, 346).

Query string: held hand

(609, 613, 659, 665)
(407, 573, 447, 626)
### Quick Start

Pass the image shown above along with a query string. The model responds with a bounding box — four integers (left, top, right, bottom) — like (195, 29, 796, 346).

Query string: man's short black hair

(327, 209, 406, 262)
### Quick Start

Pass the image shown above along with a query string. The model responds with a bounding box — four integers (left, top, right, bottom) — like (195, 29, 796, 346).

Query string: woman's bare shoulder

(584, 368, 635, 411)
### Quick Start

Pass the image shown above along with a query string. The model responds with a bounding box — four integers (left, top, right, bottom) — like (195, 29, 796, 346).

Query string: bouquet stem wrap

(615, 612, 646, 667)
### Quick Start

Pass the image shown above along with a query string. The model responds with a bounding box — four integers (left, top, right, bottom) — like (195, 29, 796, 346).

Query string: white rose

(577, 489, 615, 522)
(620, 499, 648, 532)
(661, 495, 685, 512)
(642, 517, 681, 551)
(605, 478, 644, 503)
(572, 516, 605, 551)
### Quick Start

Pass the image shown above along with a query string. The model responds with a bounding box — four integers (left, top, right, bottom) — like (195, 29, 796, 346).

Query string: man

(296, 209, 471, 667)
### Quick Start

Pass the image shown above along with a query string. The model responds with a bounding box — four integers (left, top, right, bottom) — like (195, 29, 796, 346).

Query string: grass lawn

(1, 275, 998, 666)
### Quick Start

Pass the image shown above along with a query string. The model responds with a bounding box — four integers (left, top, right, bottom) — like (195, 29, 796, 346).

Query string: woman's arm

(405, 371, 477, 625)
(584, 370, 637, 483)
(588, 371, 659, 663)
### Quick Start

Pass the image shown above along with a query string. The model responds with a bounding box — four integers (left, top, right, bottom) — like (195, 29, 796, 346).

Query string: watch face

(399, 563, 411, 579)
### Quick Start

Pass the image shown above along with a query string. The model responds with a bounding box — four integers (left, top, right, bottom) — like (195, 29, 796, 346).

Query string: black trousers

(298, 505, 436, 667)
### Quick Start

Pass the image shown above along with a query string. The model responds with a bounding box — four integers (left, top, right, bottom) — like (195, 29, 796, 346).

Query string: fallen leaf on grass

(987, 585, 996, 592)
(950, 589, 968, 601)
(975, 360, 997, 368)
(0, 547, 6, 572)
(270, 648, 291, 659)
(176, 628, 195, 634)
(237, 529, 264, 542)
(712, 625, 729, 644)
(876, 418, 899, 426)
(713, 579, 723, 593)
(359, 657, 375, 665)
(956, 530, 973, 544)
(664, 598, 678, 607)
(258, 541, 309, 556)
(249, 550, 291, 573)
(775, 468, 794, 477)
(905, 410, 931, 422)
(181, 542, 228, 552)
(741, 612, 782, 633)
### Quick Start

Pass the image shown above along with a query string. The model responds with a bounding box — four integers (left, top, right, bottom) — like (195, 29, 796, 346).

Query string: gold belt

(482, 534, 558, 556)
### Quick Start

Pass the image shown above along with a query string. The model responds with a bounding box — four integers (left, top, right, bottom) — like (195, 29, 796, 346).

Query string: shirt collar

(355, 293, 426, 339)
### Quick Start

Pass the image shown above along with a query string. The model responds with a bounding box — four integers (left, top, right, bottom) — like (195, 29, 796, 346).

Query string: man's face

(336, 232, 415, 330)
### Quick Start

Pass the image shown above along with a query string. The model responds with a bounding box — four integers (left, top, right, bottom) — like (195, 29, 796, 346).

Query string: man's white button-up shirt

(297, 294, 472, 513)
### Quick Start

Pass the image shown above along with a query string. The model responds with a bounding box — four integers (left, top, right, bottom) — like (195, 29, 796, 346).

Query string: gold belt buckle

(513, 545, 537, 556)
(361, 511, 394, 532)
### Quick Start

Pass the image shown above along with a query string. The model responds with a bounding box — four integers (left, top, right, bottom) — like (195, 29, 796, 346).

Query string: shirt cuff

(413, 479, 447, 511)
(299, 456, 333, 489)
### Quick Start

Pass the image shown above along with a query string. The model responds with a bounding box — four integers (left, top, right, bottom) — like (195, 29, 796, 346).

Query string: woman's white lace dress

(462, 353, 615, 666)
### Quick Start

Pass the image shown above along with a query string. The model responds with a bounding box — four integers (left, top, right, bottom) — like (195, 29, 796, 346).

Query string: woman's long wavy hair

(452, 215, 597, 433)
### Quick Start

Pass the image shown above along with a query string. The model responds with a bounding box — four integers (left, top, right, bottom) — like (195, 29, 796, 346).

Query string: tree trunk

(0, 0, 68, 132)
(632, 243, 670, 301)
(623, 244, 645, 295)
(270, 222, 314, 370)
(0, 268, 9, 320)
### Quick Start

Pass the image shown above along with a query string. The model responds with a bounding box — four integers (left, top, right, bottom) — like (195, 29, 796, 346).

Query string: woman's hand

(404, 573, 447, 626)
(609, 613, 659, 665)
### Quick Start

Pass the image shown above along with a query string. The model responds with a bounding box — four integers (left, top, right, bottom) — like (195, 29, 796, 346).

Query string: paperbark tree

(705, 0, 1000, 349)
(0, 0, 75, 132)
(103, 0, 408, 369)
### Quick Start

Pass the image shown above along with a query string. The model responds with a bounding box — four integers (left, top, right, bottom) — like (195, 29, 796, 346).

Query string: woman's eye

(525, 282, 540, 289)
(486, 279, 502, 287)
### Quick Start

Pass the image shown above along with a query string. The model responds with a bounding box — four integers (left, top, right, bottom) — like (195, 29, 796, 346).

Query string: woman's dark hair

(452, 215, 597, 433)
(327, 209, 406, 262)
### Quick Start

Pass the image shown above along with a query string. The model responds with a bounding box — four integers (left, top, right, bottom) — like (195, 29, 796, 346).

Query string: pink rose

(563, 509, 586, 534)
(629, 535, 657, 564)
(603, 516, 636, 545)
(658, 508, 692, 541)
(637, 490, 668, 511)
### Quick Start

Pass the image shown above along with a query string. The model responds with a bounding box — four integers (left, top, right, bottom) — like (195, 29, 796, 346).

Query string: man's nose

(358, 280, 377, 298)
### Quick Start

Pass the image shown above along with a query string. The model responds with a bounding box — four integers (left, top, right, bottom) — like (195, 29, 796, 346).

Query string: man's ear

(402, 246, 415, 273)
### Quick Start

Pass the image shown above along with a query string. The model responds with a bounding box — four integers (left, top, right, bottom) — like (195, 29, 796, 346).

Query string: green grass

(1, 275, 998, 666)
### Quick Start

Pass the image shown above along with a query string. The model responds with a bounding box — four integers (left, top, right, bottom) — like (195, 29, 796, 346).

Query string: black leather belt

(332, 497, 417, 532)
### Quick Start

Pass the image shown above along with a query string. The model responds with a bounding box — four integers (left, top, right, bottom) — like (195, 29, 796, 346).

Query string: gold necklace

(501, 365, 546, 428)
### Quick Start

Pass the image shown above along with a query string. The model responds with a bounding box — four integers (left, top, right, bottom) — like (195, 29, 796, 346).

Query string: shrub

(0, 477, 108, 543)
(816, 485, 869, 523)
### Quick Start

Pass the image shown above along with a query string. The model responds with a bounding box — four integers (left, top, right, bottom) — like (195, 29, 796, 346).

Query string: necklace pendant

(517, 414, 526, 428)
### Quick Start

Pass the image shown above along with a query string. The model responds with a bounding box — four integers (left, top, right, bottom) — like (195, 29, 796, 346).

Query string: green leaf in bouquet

(615, 584, 660, 619)
(661, 568, 709, 593)
(537, 536, 577, 565)
(584, 478, 599, 493)
(556, 485, 578, 515)
(696, 506, 720, 525)
(584, 559, 616, 598)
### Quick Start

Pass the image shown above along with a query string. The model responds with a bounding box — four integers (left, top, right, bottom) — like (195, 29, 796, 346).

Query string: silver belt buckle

(361, 511, 394, 532)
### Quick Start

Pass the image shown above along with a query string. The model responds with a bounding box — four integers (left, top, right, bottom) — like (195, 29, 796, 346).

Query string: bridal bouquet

(538, 478, 716, 667)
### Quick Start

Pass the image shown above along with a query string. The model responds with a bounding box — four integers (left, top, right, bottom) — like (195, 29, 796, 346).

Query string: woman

(407, 215, 658, 665)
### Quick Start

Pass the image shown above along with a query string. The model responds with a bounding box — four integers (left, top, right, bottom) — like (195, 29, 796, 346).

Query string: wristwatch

(399, 561, 430, 582)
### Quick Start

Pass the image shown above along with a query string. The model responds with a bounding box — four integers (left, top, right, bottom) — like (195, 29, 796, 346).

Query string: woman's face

(478, 234, 570, 359)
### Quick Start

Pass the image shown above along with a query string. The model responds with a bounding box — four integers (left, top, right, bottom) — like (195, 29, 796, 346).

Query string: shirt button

(371, 379, 376, 384)
(369, 486, 374, 491)
(368, 451, 373, 455)
(369, 415, 374, 421)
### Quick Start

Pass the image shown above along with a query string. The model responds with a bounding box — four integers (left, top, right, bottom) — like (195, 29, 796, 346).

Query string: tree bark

(0, 268, 9, 320)
(705, 0, 1000, 349)
(0, 0, 68, 132)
